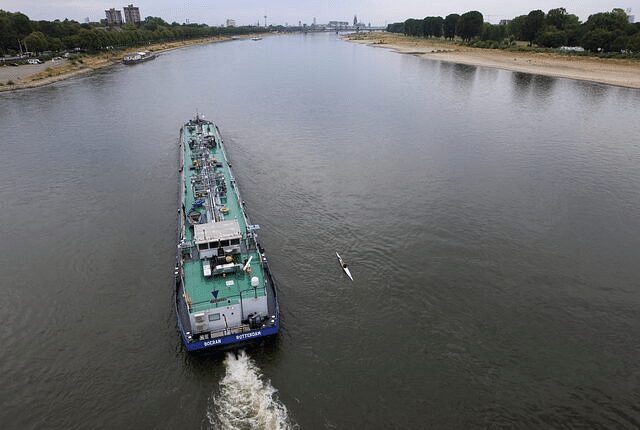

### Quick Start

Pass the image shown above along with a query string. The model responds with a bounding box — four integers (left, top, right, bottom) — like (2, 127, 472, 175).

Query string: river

(1, 32, 640, 429)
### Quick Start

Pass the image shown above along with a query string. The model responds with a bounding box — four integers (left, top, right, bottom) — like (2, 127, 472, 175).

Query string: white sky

(3, 0, 638, 26)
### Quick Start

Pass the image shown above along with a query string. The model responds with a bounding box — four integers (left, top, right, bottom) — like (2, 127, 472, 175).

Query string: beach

(0, 36, 234, 92)
(345, 32, 640, 89)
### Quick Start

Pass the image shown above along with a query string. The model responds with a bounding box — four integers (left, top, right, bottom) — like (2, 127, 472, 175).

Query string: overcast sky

(3, 0, 637, 26)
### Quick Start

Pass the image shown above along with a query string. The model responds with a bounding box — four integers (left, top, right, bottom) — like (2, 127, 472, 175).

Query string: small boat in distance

(251, 36, 263, 41)
(123, 51, 155, 64)
(336, 252, 353, 281)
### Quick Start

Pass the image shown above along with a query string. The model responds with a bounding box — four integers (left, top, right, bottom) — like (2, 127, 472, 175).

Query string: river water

(1, 33, 640, 429)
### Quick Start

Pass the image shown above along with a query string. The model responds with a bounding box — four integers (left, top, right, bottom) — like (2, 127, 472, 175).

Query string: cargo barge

(175, 114, 279, 351)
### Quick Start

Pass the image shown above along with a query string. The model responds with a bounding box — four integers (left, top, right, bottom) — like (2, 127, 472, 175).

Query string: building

(226, 19, 236, 27)
(105, 8, 123, 26)
(328, 21, 349, 29)
(123, 4, 141, 25)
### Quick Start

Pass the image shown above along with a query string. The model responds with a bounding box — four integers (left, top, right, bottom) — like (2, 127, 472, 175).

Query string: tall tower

(123, 4, 141, 25)
(105, 8, 123, 26)
(354, 15, 358, 25)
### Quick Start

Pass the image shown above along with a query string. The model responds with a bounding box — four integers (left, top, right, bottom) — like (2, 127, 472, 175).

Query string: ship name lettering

(204, 339, 221, 347)
(236, 331, 262, 340)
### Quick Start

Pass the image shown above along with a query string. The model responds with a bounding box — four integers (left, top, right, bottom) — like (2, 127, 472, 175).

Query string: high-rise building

(123, 4, 141, 25)
(105, 8, 123, 26)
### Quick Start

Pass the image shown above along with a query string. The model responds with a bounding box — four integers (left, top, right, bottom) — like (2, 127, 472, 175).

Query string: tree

(443, 14, 460, 39)
(537, 26, 567, 48)
(582, 28, 615, 52)
(456, 11, 483, 41)
(581, 9, 632, 52)
(11, 11, 32, 38)
(386, 22, 404, 33)
(584, 8, 629, 33)
(546, 8, 568, 30)
(403, 18, 423, 37)
(522, 10, 545, 45)
(23, 30, 48, 53)
(481, 23, 506, 41)
(628, 33, 640, 52)
(423, 16, 443, 37)
(508, 15, 528, 41)
(143, 16, 168, 32)
(48, 37, 63, 52)
(0, 10, 34, 53)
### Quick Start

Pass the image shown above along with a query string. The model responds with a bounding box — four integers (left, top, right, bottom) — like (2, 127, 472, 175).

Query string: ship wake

(206, 350, 295, 430)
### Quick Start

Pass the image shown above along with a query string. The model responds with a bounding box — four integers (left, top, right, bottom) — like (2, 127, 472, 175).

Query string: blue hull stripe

(179, 324, 279, 351)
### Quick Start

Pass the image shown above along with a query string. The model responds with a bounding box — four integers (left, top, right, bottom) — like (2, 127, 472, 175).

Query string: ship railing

(207, 324, 253, 339)
(179, 240, 194, 255)
(188, 286, 267, 314)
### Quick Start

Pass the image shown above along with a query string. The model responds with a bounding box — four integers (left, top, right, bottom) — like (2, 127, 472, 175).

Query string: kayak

(336, 252, 353, 281)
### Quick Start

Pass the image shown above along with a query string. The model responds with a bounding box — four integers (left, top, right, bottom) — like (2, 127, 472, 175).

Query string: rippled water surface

(1, 33, 640, 429)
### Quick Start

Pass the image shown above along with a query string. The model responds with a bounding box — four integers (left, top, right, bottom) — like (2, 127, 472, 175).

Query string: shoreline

(4, 32, 639, 91)
(344, 33, 640, 89)
(0, 36, 237, 92)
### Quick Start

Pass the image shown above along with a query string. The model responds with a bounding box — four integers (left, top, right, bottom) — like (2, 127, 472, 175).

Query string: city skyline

(3, 0, 637, 26)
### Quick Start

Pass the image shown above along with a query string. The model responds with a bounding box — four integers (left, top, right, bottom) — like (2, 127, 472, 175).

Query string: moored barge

(123, 51, 155, 64)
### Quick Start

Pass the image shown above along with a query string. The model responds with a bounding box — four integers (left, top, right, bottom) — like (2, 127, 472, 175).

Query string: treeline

(0, 10, 268, 55)
(387, 8, 640, 54)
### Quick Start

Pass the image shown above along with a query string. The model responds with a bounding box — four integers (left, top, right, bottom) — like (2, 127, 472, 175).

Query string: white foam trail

(207, 350, 295, 430)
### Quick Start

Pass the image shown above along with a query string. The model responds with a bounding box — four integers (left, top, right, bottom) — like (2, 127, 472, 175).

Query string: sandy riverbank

(0, 36, 236, 92)
(345, 32, 640, 89)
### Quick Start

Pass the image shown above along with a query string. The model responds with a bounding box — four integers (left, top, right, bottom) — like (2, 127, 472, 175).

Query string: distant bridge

(303, 26, 386, 33)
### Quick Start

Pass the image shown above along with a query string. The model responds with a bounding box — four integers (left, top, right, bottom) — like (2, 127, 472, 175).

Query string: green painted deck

(181, 121, 266, 314)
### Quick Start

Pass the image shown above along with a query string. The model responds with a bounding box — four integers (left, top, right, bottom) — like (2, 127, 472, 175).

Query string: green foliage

(23, 31, 48, 53)
(142, 16, 169, 32)
(629, 33, 640, 52)
(443, 14, 460, 39)
(584, 8, 629, 33)
(393, 6, 640, 55)
(522, 10, 545, 45)
(1, 10, 33, 52)
(456, 11, 483, 41)
(403, 18, 423, 37)
(480, 22, 506, 41)
(545, 8, 579, 32)
(537, 27, 567, 48)
(386, 22, 404, 33)
(508, 15, 527, 41)
(423, 16, 443, 37)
